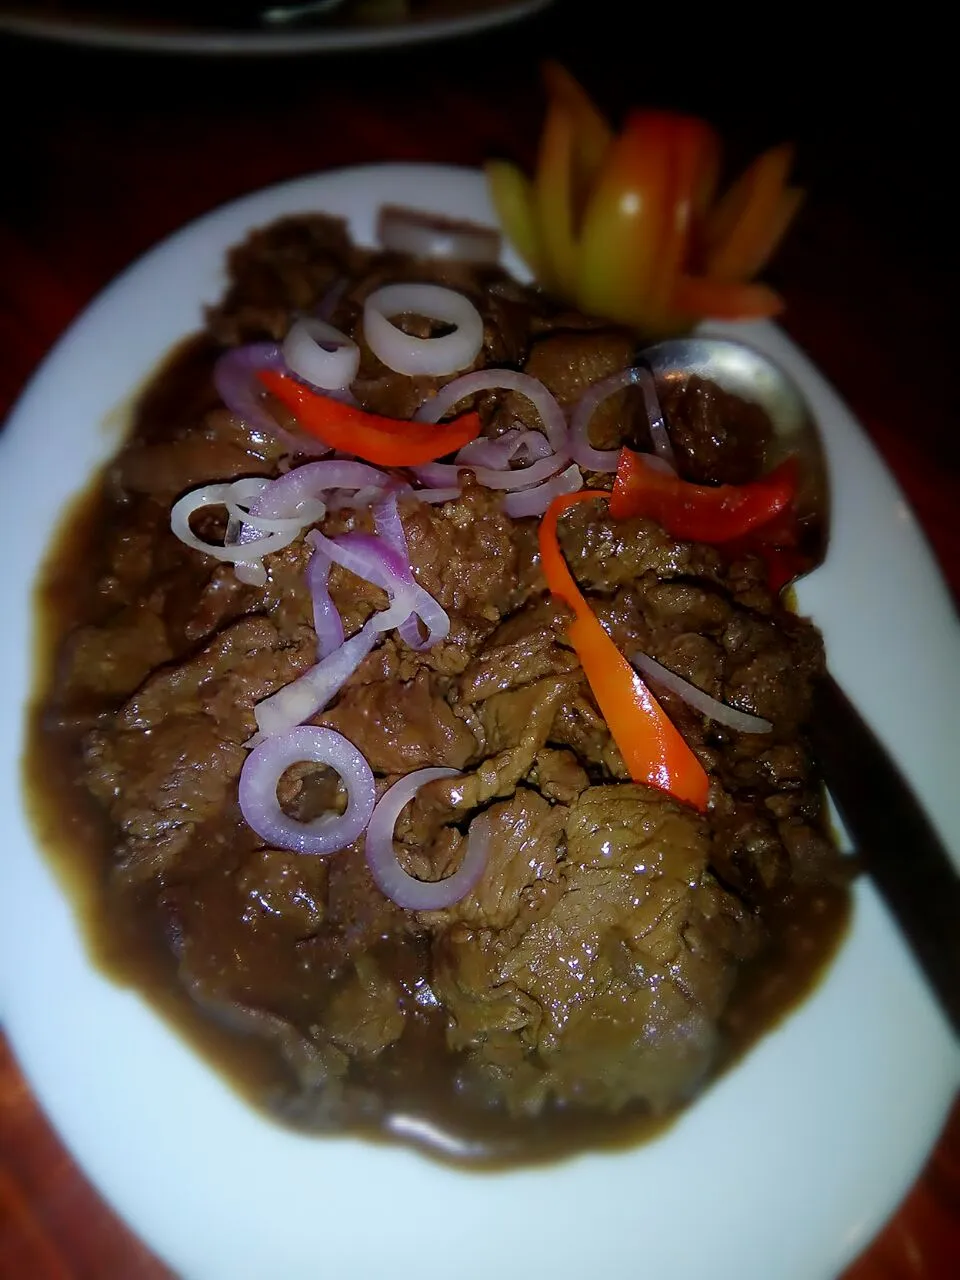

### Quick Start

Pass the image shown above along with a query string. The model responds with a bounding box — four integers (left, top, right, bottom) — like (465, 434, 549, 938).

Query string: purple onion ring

(364, 768, 489, 910)
(239, 725, 375, 856)
(415, 369, 568, 453)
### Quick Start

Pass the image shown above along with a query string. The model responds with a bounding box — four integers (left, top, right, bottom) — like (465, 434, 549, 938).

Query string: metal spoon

(642, 336, 960, 1037)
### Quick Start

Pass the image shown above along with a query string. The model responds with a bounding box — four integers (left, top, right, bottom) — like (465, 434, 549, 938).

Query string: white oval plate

(0, 0, 553, 56)
(0, 163, 957, 1280)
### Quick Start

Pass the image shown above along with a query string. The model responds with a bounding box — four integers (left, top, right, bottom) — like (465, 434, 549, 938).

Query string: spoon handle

(810, 673, 960, 1037)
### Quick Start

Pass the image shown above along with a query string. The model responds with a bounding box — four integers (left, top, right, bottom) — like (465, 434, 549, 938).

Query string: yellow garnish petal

(484, 159, 545, 281)
(703, 143, 797, 282)
(541, 60, 613, 225)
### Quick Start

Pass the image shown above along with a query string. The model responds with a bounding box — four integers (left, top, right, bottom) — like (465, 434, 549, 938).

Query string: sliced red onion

(225, 477, 326, 536)
(568, 366, 677, 472)
(397, 583, 451, 651)
(306, 539, 343, 660)
(410, 486, 462, 505)
(252, 460, 392, 521)
(231, 474, 416, 590)
(567, 370, 635, 472)
(455, 427, 523, 469)
(315, 276, 348, 322)
(413, 447, 569, 492)
(371, 490, 421, 650)
(233, 464, 381, 587)
(213, 343, 331, 457)
(635, 366, 676, 467)
(455, 427, 554, 470)
(309, 528, 410, 592)
(630, 651, 772, 733)
(171, 481, 304, 568)
(371, 489, 407, 555)
(223, 476, 272, 516)
(415, 369, 568, 454)
(513, 432, 554, 461)
(324, 484, 388, 512)
(502, 463, 584, 519)
(363, 283, 483, 377)
(377, 205, 502, 265)
(308, 528, 450, 651)
(364, 768, 489, 910)
(410, 462, 459, 487)
(254, 618, 380, 737)
(282, 317, 359, 391)
(239, 725, 375, 856)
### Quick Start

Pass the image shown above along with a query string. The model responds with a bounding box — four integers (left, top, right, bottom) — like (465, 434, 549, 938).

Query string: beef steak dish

(27, 211, 849, 1164)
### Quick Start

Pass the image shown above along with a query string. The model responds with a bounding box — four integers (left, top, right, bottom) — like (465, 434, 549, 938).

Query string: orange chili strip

(534, 98, 580, 295)
(740, 185, 805, 279)
(610, 449, 798, 542)
(258, 369, 482, 466)
(703, 143, 800, 282)
(670, 273, 784, 321)
(539, 491, 710, 810)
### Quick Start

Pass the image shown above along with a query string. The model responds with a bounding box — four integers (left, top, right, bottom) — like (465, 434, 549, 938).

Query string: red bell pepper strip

(610, 449, 798, 542)
(258, 369, 482, 466)
(723, 505, 813, 593)
(539, 491, 710, 811)
(611, 448, 798, 542)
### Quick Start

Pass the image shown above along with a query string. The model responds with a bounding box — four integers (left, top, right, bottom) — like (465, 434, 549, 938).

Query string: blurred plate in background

(0, 0, 554, 55)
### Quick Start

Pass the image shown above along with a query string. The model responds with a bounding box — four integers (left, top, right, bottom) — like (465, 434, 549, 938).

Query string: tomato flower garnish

(485, 63, 803, 336)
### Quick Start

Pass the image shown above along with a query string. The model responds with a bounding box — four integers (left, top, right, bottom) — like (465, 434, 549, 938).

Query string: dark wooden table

(1, 4, 957, 1276)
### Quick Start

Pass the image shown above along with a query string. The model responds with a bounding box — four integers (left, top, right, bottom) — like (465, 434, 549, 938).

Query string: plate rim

(0, 0, 554, 56)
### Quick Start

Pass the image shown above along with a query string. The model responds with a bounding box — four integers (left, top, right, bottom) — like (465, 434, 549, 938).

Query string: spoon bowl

(642, 335, 829, 584)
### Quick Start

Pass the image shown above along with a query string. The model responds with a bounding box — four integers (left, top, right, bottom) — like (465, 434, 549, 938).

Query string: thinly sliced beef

(84, 618, 310, 880)
(321, 668, 477, 773)
(457, 595, 577, 703)
(63, 606, 172, 699)
(400, 482, 528, 620)
(558, 499, 726, 592)
(114, 410, 285, 498)
(660, 375, 773, 486)
(431, 785, 760, 1118)
(206, 214, 357, 345)
(396, 674, 578, 855)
